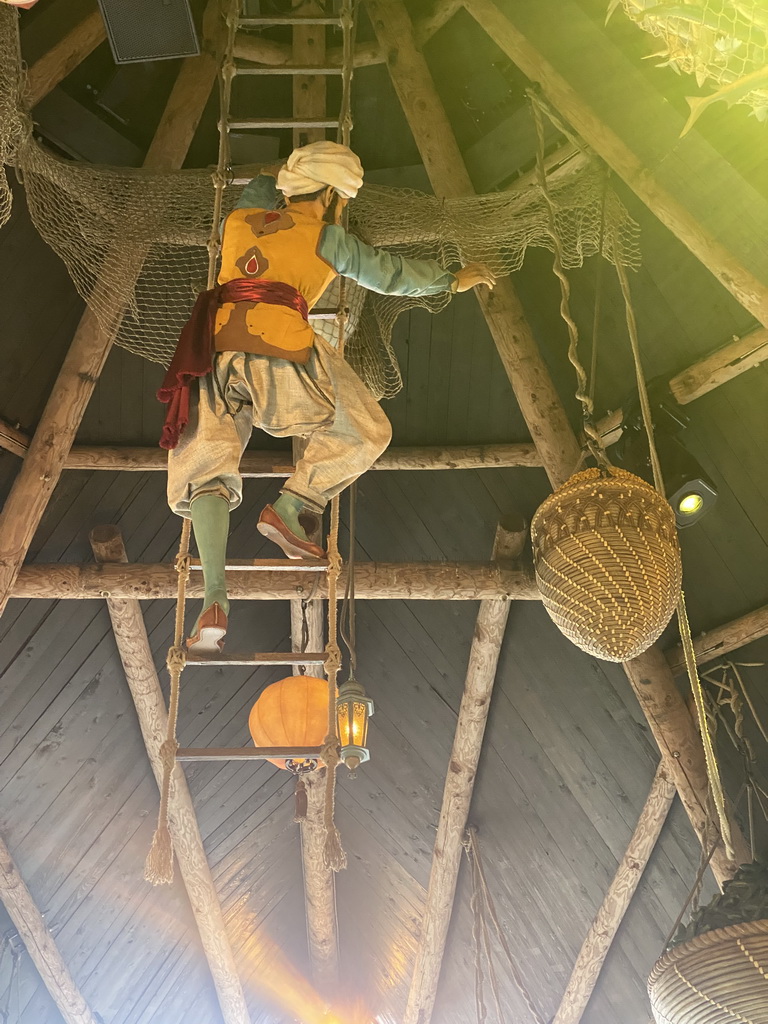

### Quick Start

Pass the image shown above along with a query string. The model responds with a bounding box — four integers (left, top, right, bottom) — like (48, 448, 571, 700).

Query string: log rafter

(551, 760, 676, 1024)
(25, 6, 107, 108)
(89, 526, 251, 1024)
(461, 0, 768, 328)
(0, 834, 98, 1024)
(0, 424, 541, 472)
(404, 520, 526, 1024)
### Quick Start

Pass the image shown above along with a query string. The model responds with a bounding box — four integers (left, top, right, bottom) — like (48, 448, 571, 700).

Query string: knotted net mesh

(616, 0, 768, 123)
(1, 5, 640, 399)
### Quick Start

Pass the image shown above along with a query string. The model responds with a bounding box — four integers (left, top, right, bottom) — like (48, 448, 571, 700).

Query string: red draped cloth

(157, 278, 309, 450)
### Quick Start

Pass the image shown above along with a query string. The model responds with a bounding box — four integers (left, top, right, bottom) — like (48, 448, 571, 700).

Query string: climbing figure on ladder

(159, 140, 496, 652)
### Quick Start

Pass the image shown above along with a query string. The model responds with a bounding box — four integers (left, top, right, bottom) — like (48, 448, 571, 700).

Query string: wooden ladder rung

(189, 558, 328, 571)
(186, 651, 327, 666)
(228, 118, 340, 130)
(234, 64, 344, 76)
(239, 16, 342, 25)
(176, 746, 323, 761)
(308, 307, 343, 320)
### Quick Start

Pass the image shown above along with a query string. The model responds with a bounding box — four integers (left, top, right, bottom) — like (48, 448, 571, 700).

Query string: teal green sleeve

(234, 174, 279, 211)
(319, 224, 456, 296)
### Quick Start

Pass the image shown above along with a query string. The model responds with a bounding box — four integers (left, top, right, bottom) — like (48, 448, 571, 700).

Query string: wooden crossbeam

(0, 429, 541, 472)
(10, 559, 538, 602)
(25, 6, 106, 107)
(551, 761, 676, 1024)
(89, 526, 251, 1024)
(404, 520, 526, 1024)
(0, 0, 224, 621)
(461, 0, 768, 328)
(595, 324, 768, 445)
(666, 602, 768, 677)
(0, 834, 98, 1024)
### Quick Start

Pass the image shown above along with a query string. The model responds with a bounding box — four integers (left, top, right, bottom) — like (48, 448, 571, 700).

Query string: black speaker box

(97, 0, 200, 64)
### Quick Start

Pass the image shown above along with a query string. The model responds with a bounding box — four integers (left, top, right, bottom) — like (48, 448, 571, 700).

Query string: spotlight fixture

(613, 389, 718, 529)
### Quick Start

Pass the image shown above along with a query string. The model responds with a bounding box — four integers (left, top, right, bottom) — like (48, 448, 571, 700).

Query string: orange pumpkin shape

(248, 675, 329, 771)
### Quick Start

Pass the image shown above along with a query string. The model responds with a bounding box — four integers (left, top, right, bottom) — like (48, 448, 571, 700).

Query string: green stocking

(273, 491, 313, 541)
(190, 493, 231, 628)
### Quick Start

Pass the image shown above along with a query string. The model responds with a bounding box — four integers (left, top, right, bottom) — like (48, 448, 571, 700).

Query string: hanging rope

(530, 95, 611, 473)
(315, 0, 357, 872)
(145, 0, 239, 885)
(144, 518, 192, 883)
(611, 237, 734, 861)
(463, 828, 547, 1024)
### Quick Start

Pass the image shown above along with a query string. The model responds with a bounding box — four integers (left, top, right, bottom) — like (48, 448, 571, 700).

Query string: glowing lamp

(336, 677, 373, 771)
(248, 675, 328, 773)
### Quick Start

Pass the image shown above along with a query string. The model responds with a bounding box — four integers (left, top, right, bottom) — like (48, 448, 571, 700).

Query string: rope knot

(166, 645, 187, 674)
(175, 551, 192, 578)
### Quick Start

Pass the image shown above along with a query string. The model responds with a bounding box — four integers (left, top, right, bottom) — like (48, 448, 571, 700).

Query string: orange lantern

(248, 675, 329, 772)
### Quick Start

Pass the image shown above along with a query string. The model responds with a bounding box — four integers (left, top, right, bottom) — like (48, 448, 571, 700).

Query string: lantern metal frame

(336, 676, 374, 769)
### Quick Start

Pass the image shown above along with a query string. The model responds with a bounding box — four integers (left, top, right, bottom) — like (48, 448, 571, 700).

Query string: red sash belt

(157, 279, 309, 450)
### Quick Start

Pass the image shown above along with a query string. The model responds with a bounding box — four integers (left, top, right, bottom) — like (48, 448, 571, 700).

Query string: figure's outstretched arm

(319, 225, 494, 296)
(233, 166, 282, 212)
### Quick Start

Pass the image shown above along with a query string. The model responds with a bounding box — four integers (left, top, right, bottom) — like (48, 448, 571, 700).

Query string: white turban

(277, 141, 364, 200)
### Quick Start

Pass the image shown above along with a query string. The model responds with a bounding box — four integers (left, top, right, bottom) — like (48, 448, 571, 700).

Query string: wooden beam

(551, 760, 676, 1024)
(666, 603, 768, 677)
(668, 325, 768, 406)
(0, 833, 98, 1024)
(366, 0, 580, 489)
(367, 0, 745, 902)
(0, 426, 541, 472)
(623, 648, 750, 882)
(89, 526, 251, 1024)
(292, 1, 326, 148)
(26, 7, 106, 108)
(596, 325, 768, 445)
(461, 0, 768, 327)
(0, 2, 223, 621)
(404, 520, 526, 1024)
(11, 559, 538, 602)
(289, 599, 339, 994)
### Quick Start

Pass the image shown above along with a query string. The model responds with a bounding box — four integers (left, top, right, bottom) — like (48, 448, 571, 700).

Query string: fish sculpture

(681, 63, 768, 134)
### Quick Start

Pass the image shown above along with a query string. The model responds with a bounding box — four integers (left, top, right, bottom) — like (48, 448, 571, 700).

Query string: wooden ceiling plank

(403, 520, 526, 1024)
(365, 0, 744, 920)
(0, 0, 223, 622)
(551, 760, 676, 1024)
(0, 430, 542, 471)
(0, 833, 99, 1024)
(367, 0, 579, 490)
(461, 0, 768, 328)
(89, 525, 252, 1024)
(12, 558, 538, 601)
(25, 7, 106, 108)
(669, 325, 768, 406)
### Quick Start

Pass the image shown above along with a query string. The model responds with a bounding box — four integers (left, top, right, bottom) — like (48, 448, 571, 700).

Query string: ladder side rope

(319, 0, 356, 873)
(145, 0, 240, 886)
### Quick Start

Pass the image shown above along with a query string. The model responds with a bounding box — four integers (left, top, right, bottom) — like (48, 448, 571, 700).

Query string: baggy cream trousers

(167, 336, 392, 517)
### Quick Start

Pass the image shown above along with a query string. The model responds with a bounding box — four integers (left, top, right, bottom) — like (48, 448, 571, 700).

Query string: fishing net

(1, 5, 640, 399)
(615, 0, 768, 126)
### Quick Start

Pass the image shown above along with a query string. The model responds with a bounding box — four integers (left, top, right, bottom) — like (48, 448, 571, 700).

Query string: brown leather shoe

(257, 504, 326, 559)
(186, 602, 227, 654)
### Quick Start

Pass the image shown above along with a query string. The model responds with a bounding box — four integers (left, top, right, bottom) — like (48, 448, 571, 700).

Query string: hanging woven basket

(530, 467, 682, 662)
(649, 918, 768, 1024)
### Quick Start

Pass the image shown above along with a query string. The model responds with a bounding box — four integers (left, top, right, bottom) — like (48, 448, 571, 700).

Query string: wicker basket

(649, 919, 768, 1024)
(530, 467, 682, 662)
